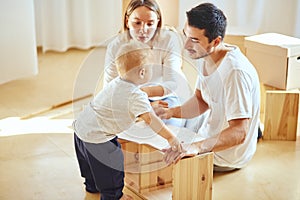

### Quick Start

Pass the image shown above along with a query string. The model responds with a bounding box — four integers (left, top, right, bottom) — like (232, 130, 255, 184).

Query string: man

(159, 3, 260, 172)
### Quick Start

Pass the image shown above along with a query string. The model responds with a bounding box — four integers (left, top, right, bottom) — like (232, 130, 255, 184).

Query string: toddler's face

(142, 64, 153, 83)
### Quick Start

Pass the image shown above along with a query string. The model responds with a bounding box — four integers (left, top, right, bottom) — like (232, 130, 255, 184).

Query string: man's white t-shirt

(195, 46, 260, 168)
(73, 77, 152, 144)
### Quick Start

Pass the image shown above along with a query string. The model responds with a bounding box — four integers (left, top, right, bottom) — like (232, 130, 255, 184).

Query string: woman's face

(126, 6, 159, 43)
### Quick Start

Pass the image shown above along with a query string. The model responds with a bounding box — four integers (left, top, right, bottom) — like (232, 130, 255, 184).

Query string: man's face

(183, 23, 215, 59)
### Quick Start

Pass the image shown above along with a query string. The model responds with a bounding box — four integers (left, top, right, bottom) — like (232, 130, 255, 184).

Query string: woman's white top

(103, 29, 189, 100)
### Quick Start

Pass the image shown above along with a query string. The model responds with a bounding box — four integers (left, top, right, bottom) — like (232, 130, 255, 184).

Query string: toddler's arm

(139, 112, 182, 152)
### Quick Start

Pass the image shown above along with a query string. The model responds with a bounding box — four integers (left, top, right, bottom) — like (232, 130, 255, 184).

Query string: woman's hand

(151, 100, 169, 117)
(154, 107, 174, 120)
(150, 100, 168, 108)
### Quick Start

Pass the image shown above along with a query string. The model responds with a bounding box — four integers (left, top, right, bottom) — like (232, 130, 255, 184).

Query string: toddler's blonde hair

(115, 40, 150, 77)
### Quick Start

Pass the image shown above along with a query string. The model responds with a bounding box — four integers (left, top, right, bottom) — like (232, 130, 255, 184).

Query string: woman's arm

(147, 30, 184, 96)
(140, 85, 164, 97)
(103, 38, 121, 87)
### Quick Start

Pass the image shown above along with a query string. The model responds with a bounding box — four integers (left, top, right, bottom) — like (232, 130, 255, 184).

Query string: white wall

(178, 0, 300, 38)
(0, 0, 38, 84)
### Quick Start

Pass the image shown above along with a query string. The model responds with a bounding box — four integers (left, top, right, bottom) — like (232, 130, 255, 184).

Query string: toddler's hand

(163, 137, 185, 165)
(168, 137, 183, 153)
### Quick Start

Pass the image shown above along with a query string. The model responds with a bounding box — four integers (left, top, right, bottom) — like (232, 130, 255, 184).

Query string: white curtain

(0, 0, 38, 84)
(178, 0, 300, 38)
(34, 0, 300, 53)
(34, 0, 122, 52)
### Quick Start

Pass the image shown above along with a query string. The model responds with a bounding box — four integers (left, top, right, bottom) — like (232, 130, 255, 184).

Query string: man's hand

(162, 147, 183, 165)
(162, 142, 200, 165)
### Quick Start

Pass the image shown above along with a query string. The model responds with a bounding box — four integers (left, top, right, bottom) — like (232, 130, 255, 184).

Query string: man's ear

(139, 68, 145, 79)
(213, 36, 222, 47)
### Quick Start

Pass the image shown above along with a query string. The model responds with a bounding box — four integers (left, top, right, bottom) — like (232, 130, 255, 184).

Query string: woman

(104, 0, 190, 127)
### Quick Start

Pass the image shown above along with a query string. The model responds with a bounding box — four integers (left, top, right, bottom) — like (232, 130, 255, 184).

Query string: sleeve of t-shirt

(129, 90, 153, 118)
(161, 31, 183, 94)
(103, 36, 121, 87)
(224, 70, 252, 121)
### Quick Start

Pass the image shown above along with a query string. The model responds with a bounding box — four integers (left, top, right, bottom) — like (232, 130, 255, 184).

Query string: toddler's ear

(139, 68, 145, 79)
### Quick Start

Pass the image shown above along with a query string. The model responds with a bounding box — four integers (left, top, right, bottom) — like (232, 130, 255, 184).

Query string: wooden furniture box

(119, 139, 214, 199)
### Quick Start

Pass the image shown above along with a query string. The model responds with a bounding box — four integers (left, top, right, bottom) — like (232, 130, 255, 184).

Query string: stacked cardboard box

(245, 33, 300, 140)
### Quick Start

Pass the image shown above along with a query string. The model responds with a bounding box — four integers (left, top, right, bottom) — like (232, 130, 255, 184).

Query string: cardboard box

(245, 33, 300, 90)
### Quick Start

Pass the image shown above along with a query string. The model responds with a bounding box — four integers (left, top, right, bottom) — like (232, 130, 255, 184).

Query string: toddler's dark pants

(74, 133, 124, 200)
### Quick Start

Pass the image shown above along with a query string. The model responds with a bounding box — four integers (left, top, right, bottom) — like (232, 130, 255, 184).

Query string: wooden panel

(172, 152, 214, 200)
(121, 141, 173, 194)
(224, 35, 246, 54)
(264, 91, 299, 140)
(121, 141, 164, 166)
(260, 83, 280, 123)
(123, 186, 147, 200)
(124, 159, 173, 194)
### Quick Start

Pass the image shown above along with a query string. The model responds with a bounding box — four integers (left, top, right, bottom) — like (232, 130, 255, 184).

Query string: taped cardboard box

(245, 33, 300, 90)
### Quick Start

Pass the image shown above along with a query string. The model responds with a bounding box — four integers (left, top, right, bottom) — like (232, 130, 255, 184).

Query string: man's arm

(159, 89, 209, 119)
(195, 118, 249, 153)
(163, 118, 249, 164)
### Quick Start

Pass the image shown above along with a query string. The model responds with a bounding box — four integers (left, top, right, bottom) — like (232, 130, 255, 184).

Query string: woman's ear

(125, 16, 129, 29)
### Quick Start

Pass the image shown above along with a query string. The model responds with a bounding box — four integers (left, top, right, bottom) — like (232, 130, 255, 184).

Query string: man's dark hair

(186, 3, 227, 42)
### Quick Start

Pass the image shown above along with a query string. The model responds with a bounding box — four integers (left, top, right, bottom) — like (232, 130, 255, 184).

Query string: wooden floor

(0, 48, 300, 200)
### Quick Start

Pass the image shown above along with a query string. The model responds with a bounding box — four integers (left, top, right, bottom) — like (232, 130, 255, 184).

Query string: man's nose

(184, 38, 191, 49)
